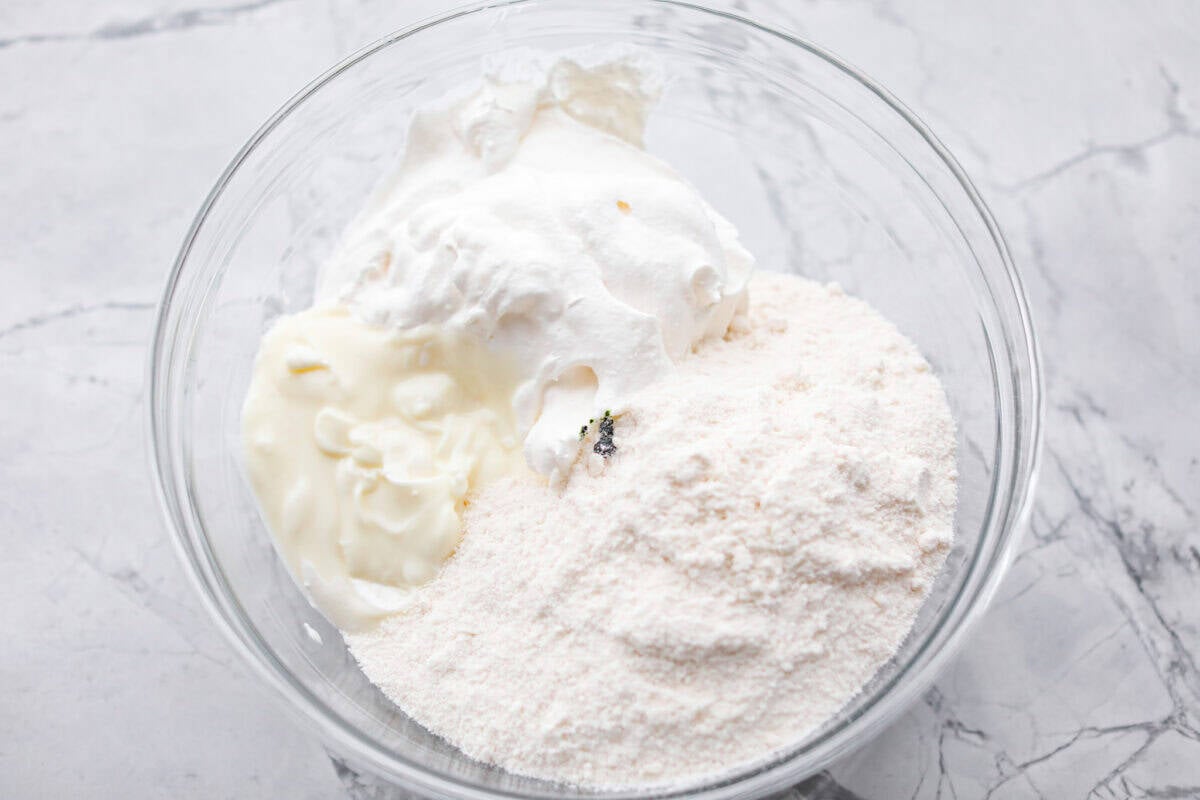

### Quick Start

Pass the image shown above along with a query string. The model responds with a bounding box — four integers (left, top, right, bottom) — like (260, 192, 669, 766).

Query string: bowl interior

(154, 2, 1032, 798)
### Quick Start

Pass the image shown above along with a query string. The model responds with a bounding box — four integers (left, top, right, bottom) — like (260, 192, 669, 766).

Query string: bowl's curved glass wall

(150, 2, 1039, 798)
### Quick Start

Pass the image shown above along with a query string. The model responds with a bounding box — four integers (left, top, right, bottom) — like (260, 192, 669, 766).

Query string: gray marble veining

(2, 1, 1197, 797)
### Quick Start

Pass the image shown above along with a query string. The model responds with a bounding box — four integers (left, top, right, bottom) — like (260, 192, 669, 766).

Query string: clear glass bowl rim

(147, 1, 1044, 797)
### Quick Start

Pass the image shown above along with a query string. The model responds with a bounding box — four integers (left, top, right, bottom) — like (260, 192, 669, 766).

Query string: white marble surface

(3, 1, 1198, 797)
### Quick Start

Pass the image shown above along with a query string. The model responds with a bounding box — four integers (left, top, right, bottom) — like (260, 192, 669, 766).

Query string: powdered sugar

(347, 271, 957, 787)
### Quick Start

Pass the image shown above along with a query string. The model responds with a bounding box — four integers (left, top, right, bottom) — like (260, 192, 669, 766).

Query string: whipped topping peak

(318, 58, 754, 479)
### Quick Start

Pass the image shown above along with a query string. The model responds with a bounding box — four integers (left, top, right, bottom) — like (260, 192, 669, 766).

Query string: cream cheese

(242, 307, 524, 630)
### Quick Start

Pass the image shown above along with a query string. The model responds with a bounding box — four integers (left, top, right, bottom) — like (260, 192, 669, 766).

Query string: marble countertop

(4, 1, 1197, 797)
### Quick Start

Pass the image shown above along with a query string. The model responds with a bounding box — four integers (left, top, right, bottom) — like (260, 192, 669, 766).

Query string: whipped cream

(318, 58, 754, 480)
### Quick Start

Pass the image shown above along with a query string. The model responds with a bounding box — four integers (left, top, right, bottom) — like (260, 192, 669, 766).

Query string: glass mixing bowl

(148, 1, 1042, 797)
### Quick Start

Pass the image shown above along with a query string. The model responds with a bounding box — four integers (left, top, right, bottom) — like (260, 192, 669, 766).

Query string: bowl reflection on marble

(147, 1, 1042, 797)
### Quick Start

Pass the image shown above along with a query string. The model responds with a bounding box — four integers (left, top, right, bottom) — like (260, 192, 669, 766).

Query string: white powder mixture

(348, 271, 957, 788)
